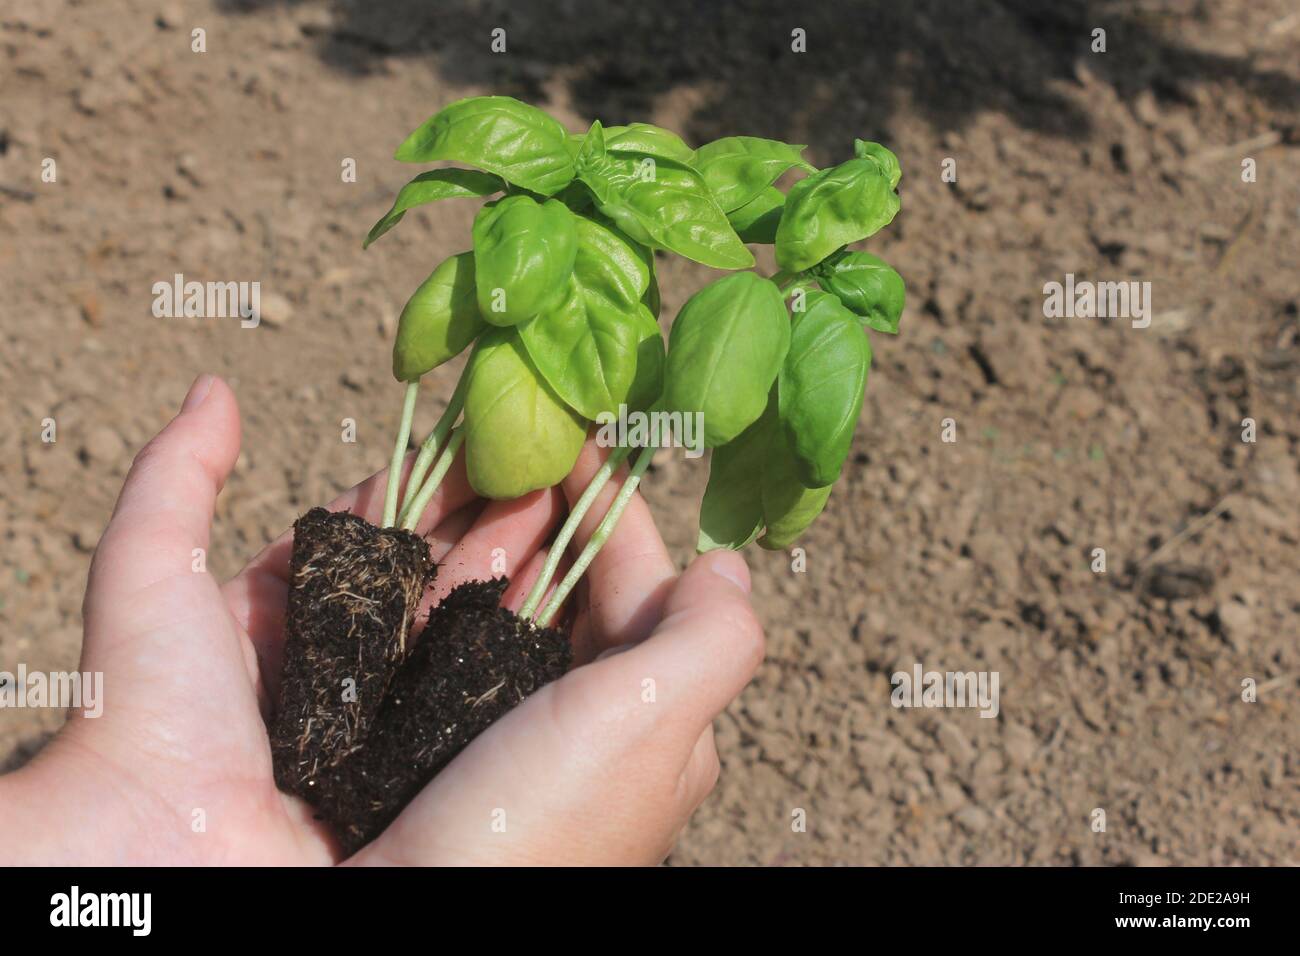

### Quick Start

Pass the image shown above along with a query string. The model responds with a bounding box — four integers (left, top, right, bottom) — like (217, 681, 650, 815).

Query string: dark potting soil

(314, 577, 572, 855)
(269, 507, 434, 800)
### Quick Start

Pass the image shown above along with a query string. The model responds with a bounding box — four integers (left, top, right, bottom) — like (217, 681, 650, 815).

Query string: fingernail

(708, 551, 751, 594)
(182, 374, 215, 413)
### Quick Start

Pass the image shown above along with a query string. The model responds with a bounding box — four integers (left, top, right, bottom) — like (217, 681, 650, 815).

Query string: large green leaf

(391, 252, 487, 381)
(472, 194, 578, 326)
(518, 216, 647, 420)
(691, 136, 811, 212)
(575, 122, 753, 270)
(663, 272, 789, 447)
(604, 123, 695, 164)
(777, 290, 871, 487)
(395, 96, 575, 196)
(774, 152, 900, 272)
(462, 327, 587, 499)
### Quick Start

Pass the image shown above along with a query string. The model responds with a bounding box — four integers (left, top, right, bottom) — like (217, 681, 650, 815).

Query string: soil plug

(314, 578, 570, 853)
(270, 507, 434, 800)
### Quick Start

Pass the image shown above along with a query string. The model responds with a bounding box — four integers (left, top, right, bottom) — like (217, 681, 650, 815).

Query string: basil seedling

(363, 93, 904, 624)
(278, 95, 908, 850)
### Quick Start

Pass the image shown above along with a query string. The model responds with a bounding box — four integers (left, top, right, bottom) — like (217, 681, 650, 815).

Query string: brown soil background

(2, 0, 1297, 864)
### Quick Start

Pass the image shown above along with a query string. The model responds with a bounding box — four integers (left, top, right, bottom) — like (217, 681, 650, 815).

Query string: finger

(82, 375, 242, 653)
(587, 549, 762, 743)
(559, 440, 676, 650)
(426, 486, 565, 606)
(501, 547, 571, 615)
(679, 725, 721, 813)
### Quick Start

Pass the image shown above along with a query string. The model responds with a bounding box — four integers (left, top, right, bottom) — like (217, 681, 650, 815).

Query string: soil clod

(315, 577, 571, 854)
(270, 507, 433, 800)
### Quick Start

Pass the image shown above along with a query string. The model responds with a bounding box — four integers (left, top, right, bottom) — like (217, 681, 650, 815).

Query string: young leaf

(853, 139, 902, 189)
(691, 136, 811, 212)
(463, 327, 587, 499)
(518, 216, 647, 419)
(726, 186, 785, 244)
(663, 272, 789, 447)
(777, 290, 871, 487)
(814, 249, 905, 334)
(774, 156, 900, 272)
(364, 169, 504, 249)
(394, 96, 575, 197)
(472, 194, 578, 326)
(391, 252, 487, 382)
(577, 143, 754, 270)
(604, 123, 695, 164)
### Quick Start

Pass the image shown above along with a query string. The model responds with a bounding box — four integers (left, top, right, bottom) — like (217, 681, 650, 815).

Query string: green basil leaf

(518, 284, 639, 421)
(578, 142, 753, 270)
(758, 433, 833, 550)
(774, 156, 900, 272)
(391, 252, 487, 381)
(663, 272, 789, 447)
(394, 96, 575, 197)
(364, 169, 504, 249)
(778, 290, 871, 487)
(626, 304, 666, 414)
(814, 249, 905, 334)
(472, 194, 578, 326)
(604, 123, 695, 164)
(697, 401, 772, 552)
(853, 139, 902, 189)
(691, 136, 811, 212)
(698, 392, 835, 552)
(726, 186, 785, 244)
(517, 216, 647, 419)
(463, 327, 587, 499)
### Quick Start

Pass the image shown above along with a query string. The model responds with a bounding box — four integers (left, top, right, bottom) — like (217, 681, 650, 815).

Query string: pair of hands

(0, 375, 765, 865)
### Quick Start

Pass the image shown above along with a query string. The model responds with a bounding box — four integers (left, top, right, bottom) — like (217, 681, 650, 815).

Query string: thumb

(82, 375, 242, 640)
(592, 549, 765, 744)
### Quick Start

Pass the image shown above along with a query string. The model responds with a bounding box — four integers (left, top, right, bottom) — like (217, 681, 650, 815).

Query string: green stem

(400, 425, 465, 532)
(398, 375, 468, 523)
(535, 444, 655, 629)
(382, 380, 421, 528)
(518, 444, 633, 621)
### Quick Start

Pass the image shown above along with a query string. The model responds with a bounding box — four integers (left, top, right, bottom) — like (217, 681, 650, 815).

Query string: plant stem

(400, 425, 465, 532)
(382, 380, 421, 528)
(518, 444, 633, 621)
(535, 444, 655, 629)
(398, 375, 468, 523)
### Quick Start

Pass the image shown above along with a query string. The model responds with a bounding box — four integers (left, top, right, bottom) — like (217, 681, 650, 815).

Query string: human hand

(0, 375, 764, 865)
